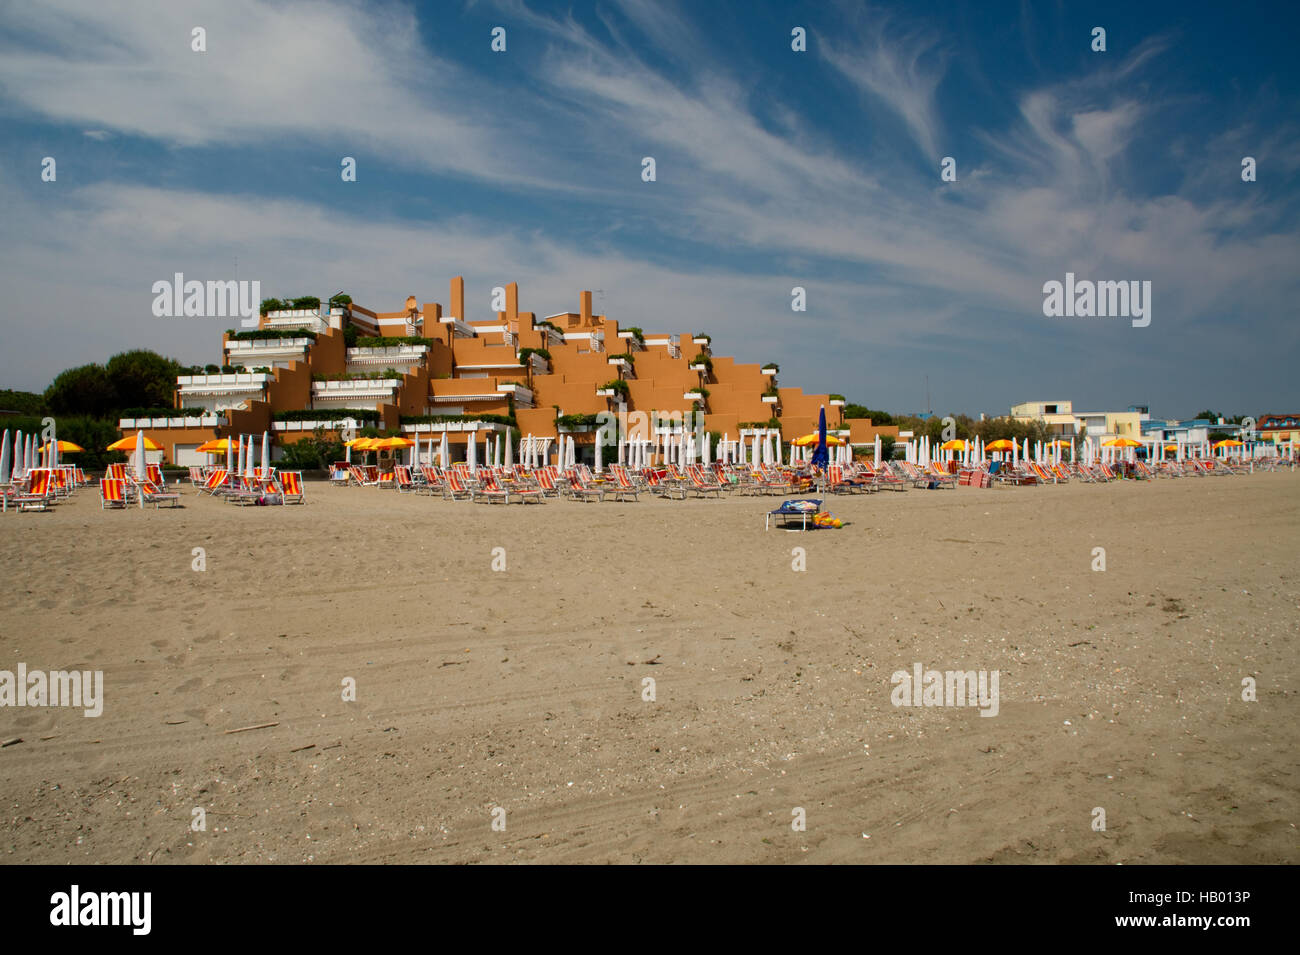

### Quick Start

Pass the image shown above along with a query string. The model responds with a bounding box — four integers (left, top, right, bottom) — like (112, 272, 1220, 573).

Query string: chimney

(450, 276, 464, 320)
(580, 290, 592, 325)
(506, 282, 518, 320)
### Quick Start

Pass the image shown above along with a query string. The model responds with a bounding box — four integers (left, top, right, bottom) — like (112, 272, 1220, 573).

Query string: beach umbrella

(467, 430, 477, 469)
(439, 433, 449, 469)
(12, 430, 22, 478)
(594, 429, 604, 473)
(225, 435, 234, 473)
(775, 432, 783, 467)
(811, 406, 830, 470)
(569, 435, 577, 469)
(134, 432, 146, 505)
(261, 432, 270, 473)
(0, 431, 9, 485)
(505, 433, 513, 469)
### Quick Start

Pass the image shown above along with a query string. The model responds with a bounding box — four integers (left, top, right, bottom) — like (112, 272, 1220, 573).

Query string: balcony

(264, 308, 331, 334)
(119, 414, 223, 430)
(346, 344, 428, 371)
(311, 378, 401, 408)
(438, 315, 477, 338)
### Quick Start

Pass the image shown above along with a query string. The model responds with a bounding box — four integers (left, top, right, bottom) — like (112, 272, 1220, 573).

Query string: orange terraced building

(120, 278, 898, 467)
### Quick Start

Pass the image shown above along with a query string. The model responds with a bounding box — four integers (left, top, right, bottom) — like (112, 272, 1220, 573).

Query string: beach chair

(140, 480, 182, 508)
(418, 466, 444, 496)
(146, 463, 166, 487)
(490, 470, 543, 504)
(98, 478, 127, 509)
(645, 468, 687, 499)
(607, 465, 640, 502)
(868, 462, 906, 492)
(198, 469, 229, 496)
(566, 471, 604, 502)
(279, 471, 306, 504)
(377, 469, 396, 489)
(393, 466, 417, 493)
(347, 465, 372, 487)
(472, 471, 511, 504)
(533, 467, 563, 499)
(765, 498, 822, 531)
(686, 465, 723, 498)
(12, 469, 56, 512)
(442, 470, 474, 502)
(188, 466, 207, 488)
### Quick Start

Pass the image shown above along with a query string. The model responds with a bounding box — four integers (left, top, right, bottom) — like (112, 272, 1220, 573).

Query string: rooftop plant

(274, 408, 380, 423)
(311, 368, 403, 382)
(518, 347, 552, 364)
(227, 328, 318, 342)
(400, 413, 516, 426)
(353, 335, 433, 348)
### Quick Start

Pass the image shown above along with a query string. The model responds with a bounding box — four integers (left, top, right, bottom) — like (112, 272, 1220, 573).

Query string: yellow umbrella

(195, 437, 240, 453)
(1103, 438, 1142, 448)
(1163, 444, 1178, 453)
(109, 435, 162, 451)
(42, 439, 85, 453)
(791, 433, 846, 446)
(369, 436, 415, 450)
(940, 439, 967, 451)
(344, 437, 378, 450)
(986, 439, 1017, 452)
(1049, 439, 1072, 447)
(1213, 439, 1243, 449)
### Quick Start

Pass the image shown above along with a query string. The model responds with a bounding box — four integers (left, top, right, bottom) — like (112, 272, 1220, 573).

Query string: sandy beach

(1, 474, 1296, 864)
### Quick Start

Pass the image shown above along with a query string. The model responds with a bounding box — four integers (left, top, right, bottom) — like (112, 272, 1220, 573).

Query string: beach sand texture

(1, 474, 1296, 863)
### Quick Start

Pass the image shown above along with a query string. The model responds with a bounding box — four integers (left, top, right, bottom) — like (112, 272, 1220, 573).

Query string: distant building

(119, 277, 873, 466)
(1011, 400, 1148, 443)
(1258, 413, 1300, 446)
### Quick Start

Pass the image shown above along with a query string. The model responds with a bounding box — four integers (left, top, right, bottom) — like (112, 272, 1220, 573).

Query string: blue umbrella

(811, 405, 829, 469)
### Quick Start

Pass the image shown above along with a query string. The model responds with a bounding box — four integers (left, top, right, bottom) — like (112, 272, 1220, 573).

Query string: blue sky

(1, 0, 1297, 418)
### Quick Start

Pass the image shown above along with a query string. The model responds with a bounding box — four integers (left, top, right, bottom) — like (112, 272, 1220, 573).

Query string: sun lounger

(198, 469, 229, 496)
(766, 498, 822, 531)
(394, 466, 417, 493)
(443, 470, 474, 501)
(686, 465, 723, 498)
(140, 480, 182, 508)
(12, 469, 55, 512)
(607, 465, 640, 501)
(566, 472, 604, 502)
(279, 471, 306, 504)
(99, 477, 127, 509)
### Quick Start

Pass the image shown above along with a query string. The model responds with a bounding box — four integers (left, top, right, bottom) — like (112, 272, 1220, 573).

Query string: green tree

(44, 364, 118, 417)
(842, 403, 892, 425)
(105, 350, 183, 410)
(0, 389, 46, 415)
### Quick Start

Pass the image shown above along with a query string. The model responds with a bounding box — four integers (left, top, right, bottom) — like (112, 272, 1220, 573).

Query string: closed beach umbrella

(134, 431, 146, 505)
(0, 431, 9, 485)
(440, 432, 449, 469)
(811, 406, 829, 470)
(467, 430, 477, 469)
(595, 430, 603, 473)
(261, 432, 270, 473)
(505, 433, 513, 468)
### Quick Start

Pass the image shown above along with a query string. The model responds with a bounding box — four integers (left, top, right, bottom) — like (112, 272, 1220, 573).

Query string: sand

(0, 472, 1296, 864)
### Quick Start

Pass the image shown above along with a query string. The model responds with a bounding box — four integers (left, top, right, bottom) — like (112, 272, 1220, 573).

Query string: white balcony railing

(119, 414, 222, 429)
